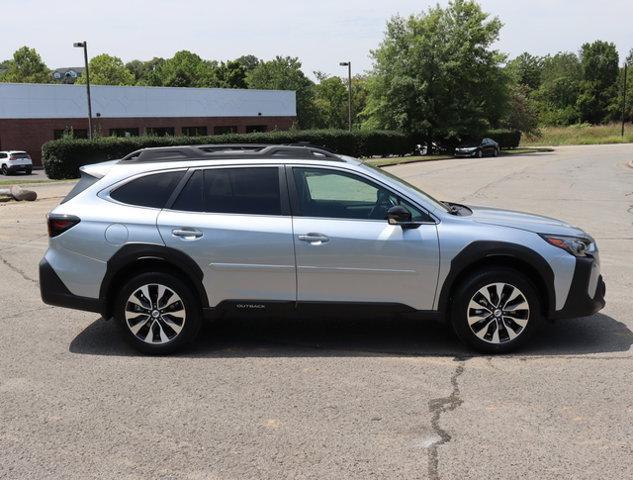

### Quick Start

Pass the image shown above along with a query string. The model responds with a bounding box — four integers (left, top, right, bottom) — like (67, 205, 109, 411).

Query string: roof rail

(120, 144, 343, 163)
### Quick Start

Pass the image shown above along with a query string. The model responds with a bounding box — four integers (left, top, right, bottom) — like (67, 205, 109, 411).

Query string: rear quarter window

(110, 171, 185, 208)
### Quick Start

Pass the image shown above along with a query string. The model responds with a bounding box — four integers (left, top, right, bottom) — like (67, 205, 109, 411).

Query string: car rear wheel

(493, 148, 499, 157)
(450, 268, 541, 353)
(25, 168, 32, 175)
(114, 271, 202, 354)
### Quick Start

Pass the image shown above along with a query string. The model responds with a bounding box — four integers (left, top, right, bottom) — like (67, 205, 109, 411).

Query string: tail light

(47, 214, 80, 237)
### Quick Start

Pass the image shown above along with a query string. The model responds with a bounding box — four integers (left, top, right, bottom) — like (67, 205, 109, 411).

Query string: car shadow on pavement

(69, 312, 632, 358)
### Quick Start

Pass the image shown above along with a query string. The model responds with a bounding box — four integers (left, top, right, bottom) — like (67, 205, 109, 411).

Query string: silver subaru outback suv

(40, 144, 605, 354)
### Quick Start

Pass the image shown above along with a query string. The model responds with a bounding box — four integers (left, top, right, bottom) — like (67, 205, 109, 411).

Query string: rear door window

(171, 167, 282, 216)
(110, 171, 185, 208)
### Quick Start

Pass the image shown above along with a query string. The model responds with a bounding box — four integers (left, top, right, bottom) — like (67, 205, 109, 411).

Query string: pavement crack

(0, 253, 38, 284)
(427, 357, 465, 480)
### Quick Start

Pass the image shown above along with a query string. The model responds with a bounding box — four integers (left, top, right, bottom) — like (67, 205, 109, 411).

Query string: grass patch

(524, 123, 633, 146)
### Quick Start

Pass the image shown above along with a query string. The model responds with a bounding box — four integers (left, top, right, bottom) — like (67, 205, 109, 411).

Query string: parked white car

(0, 151, 33, 175)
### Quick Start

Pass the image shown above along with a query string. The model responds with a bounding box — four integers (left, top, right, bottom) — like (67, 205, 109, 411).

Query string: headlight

(540, 234, 592, 257)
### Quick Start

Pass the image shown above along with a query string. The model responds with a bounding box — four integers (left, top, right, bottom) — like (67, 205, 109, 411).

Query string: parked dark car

(454, 138, 499, 158)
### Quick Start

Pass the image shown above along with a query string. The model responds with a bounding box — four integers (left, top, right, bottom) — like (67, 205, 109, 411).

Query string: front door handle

(298, 233, 330, 245)
(172, 228, 203, 240)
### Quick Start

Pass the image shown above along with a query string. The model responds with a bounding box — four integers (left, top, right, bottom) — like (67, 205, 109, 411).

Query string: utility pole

(339, 61, 352, 131)
(74, 41, 93, 139)
(622, 62, 628, 138)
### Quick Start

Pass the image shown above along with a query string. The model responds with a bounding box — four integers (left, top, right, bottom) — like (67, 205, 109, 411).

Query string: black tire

(493, 148, 499, 157)
(450, 267, 541, 354)
(25, 168, 32, 175)
(1, 165, 9, 175)
(114, 271, 202, 355)
(476, 149, 483, 158)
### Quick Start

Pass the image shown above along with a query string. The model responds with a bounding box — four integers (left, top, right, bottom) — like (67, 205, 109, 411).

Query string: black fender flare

(437, 241, 556, 317)
(99, 244, 209, 318)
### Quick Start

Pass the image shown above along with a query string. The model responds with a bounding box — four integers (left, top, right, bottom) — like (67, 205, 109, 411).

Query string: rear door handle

(298, 233, 330, 245)
(172, 228, 203, 240)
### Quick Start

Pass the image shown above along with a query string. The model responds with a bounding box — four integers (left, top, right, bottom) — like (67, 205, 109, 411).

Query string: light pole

(339, 61, 352, 131)
(621, 61, 628, 138)
(74, 41, 93, 139)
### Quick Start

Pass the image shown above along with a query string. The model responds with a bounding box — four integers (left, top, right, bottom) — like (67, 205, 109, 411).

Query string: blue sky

(2, 0, 631, 79)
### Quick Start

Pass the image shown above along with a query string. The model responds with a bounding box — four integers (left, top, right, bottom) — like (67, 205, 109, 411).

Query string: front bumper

(39, 258, 103, 314)
(550, 255, 605, 320)
(454, 150, 478, 157)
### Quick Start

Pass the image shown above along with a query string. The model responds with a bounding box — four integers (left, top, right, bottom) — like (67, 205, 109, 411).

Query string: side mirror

(387, 205, 412, 226)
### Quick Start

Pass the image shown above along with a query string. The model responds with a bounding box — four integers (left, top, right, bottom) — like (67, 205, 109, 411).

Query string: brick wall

(0, 116, 296, 166)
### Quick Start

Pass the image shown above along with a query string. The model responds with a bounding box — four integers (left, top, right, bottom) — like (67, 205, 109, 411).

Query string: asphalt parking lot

(1, 144, 632, 479)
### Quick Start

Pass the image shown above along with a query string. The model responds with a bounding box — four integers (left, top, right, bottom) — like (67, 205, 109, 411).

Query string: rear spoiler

(79, 159, 119, 179)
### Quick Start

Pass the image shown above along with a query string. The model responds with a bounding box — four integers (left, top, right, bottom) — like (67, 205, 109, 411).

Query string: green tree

(77, 54, 134, 86)
(506, 52, 543, 91)
(608, 48, 633, 123)
(235, 55, 261, 72)
(503, 84, 540, 135)
(156, 51, 220, 88)
(216, 55, 261, 88)
(534, 52, 582, 125)
(0, 46, 50, 83)
(364, 0, 507, 141)
(246, 56, 317, 128)
(313, 73, 348, 129)
(577, 41, 619, 123)
(126, 57, 165, 85)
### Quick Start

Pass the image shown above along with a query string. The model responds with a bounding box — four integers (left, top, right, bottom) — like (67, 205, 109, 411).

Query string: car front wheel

(1, 165, 8, 175)
(114, 271, 202, 354)
(450, 268, 541, 353)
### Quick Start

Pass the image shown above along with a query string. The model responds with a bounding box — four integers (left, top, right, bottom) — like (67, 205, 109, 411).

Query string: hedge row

(42, 128, 522, 179)
(42, 130, 413, 179)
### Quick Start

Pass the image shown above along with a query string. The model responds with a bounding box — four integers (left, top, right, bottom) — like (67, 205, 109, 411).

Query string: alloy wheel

(466, 282, 530, 344)
(124, 284, 186, 344)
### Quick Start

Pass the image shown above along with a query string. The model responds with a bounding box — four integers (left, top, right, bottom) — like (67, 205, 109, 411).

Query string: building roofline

(0, 82, 296, 94)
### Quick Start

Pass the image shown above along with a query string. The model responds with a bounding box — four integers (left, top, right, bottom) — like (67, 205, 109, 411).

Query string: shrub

(42, 129, 415, 179)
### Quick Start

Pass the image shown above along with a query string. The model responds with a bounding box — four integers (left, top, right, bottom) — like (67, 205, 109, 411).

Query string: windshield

(10, 152, 31, 159)
(363, 163, 449, 212)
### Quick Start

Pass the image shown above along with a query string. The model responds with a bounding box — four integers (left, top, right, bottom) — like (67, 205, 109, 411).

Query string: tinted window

(182, 126, 208, 136)
(54, 129, 88, 139)
(293, 167, 431, 221)
(146, 127, 175, 136)
(111, 171, 184, 208)
(110, 128, 139, 137)
(246, 125, 267, 133)
(214, 126, 238, 135)
(172, 167, 281, 215)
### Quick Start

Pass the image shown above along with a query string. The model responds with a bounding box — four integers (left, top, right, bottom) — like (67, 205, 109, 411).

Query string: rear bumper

(6, 164, 32, 172)
(550, 255, 605, 320)
(39, 258, 103, 314)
